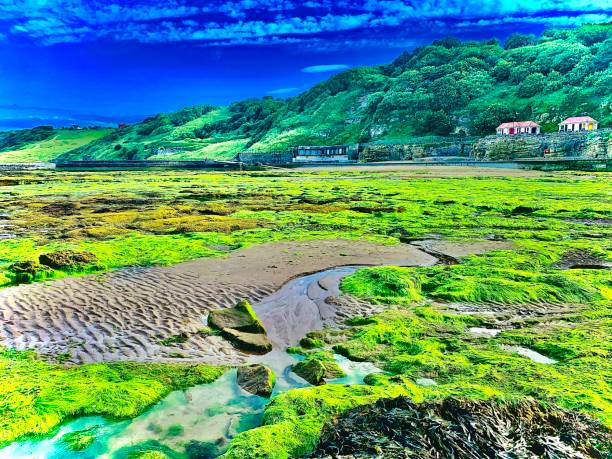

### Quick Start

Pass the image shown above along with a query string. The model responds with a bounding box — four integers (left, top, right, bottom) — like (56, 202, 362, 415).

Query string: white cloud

(302, 64, 350, 73)
(1, 0, 610, 46)
(267, 87, 299, 94)
(457, 13, 612, 28)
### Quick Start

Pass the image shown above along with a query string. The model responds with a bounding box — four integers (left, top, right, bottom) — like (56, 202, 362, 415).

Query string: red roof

(559, 116, 598, 125)
(497, 121, 539, 129)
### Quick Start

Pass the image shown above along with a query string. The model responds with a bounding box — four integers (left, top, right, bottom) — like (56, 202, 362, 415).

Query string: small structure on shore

(496, 121, 540, 136)
(292, 144, 357, 162)
(559, 116, 598, 132)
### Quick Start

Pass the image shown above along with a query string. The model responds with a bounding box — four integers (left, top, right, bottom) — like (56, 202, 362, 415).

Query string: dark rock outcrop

(554, 249, 611, 270)
(222, 328, 272, 354)
(237, 364, 276, 397)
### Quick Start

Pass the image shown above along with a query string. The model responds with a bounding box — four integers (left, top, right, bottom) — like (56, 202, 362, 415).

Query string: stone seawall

(359, 139, 475, 162)
(472, 129, 611, 160)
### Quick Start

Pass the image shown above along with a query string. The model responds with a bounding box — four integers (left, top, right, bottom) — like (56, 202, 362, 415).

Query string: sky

(0, 0, 610, 129)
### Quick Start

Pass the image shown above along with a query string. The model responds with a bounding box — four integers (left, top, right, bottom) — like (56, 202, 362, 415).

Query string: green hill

(37, 24, 612, 162)
(0, 127, 112, 163)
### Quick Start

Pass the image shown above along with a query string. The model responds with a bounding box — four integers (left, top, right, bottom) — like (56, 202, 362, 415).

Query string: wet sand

(0, 238, 514, 365)
(296, 164, 545, 177)
(0, 239, 437, 364)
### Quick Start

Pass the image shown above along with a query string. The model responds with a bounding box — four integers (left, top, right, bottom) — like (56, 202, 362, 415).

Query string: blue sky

(0, 0, 610, 129)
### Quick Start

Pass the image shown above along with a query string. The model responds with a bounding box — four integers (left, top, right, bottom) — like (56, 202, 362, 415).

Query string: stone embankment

(353, 130, 611, 162)
(472, 129, 611, 160)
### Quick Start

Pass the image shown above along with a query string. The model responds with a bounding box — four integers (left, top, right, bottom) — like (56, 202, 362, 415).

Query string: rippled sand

(0, 239, 438, 364)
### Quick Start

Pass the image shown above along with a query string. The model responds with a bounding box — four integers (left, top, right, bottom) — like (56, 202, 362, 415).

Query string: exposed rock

(208, 300, 265, 334)
(39, 250, 98, 270)
(220, 329, 272, 354)
(236, 364, 276, 397)
(554, 249, 610, 270)
(208, 300, 272, 354)
(308, 396, 611, 459)
(292, 356, 346, 385)
(473, 129, 612, 161)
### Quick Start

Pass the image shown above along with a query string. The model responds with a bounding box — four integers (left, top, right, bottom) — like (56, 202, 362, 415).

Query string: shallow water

(1, 267, 379, 459)
(502, 345, 557, 364)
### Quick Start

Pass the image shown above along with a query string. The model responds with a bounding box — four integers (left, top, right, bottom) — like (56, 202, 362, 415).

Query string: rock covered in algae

(221, 328, 272, 354)
(308, 396, 612, 458)
(237, 364, 276, 397)
(60, 426, 98, 451)
(208, 300, 265, 333)
(292, 354, 346, 386)
(39, 250, 98, 270)
(7, 260, 51, 283)
(208, 300, 272, 354)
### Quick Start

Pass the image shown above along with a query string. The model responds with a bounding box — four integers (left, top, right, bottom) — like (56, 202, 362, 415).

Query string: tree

(517, 73, 546, 98)
(504, 33, 536, 50)
(492, 59, 513, 81)
(432, 37, 461, 48)
(430, 76, 467, 111)
(414, 110, 456, 136)
(470, 104, 518, 136)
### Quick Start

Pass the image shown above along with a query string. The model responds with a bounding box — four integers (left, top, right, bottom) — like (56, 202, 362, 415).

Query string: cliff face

(472, 130, 611, 160)
(360, 139, 474, 162)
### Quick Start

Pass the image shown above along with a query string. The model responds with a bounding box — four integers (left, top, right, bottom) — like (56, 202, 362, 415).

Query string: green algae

(1, 169, 610, 288)
(60, 426, 98, 451)
(221, 384, 411, 459)
(0, 168, 611, 456)
(0, 346, 226, 447)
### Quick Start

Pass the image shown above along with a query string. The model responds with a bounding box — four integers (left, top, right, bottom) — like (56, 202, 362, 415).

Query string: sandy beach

(0, 238, 514, 365)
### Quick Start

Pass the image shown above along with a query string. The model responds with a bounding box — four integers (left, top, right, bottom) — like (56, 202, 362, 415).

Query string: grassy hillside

(0, 127, 111, 163)
(50, 23, 612, 161)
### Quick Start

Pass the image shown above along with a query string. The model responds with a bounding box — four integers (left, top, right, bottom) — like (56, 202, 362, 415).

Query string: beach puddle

(468, 327, 502, 338)
(0, 266, 380, 459)
(502, 345, 557, 364)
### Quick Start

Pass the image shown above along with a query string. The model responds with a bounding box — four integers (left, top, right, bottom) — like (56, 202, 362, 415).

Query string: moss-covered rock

(292, 354, 346, 386)
(38, 250, 98, 270)
(60, 427, 98, 451)
(208, 300, 272, 354)
(221, 328, 272, 354)
(237, 364, 276, 397)
(7, 260, 51, 284)
(208, 300, 265, 334)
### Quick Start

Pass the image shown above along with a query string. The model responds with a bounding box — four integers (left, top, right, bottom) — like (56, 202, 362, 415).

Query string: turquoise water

(1, 267, 379, 459)
(1, 356, 378, 459)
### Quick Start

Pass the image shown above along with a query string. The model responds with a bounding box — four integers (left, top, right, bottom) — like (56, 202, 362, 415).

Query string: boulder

(221, 328, 272, 354)
(39, 250, 98, 270)
(208, 300, 265, 334)
(208, 300, 272, 354)
(237, 364, 276, 397)
(8, 260, 51, 284)
(292, 357, 346, 386)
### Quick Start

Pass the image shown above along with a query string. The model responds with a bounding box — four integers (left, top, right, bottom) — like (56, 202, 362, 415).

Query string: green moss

(0, 346, 225, 446)
(341, 266, 423, 304)
(330, 306, 611, 426)
(60, 426, 98, 451)
(221, 384, 412, 459)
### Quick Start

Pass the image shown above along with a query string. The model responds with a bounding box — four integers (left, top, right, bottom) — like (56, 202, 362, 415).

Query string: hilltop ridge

(3, 23, 610, 163)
